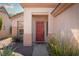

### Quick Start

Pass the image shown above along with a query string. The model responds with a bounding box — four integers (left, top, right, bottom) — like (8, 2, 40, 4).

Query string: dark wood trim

(51, 3, 60, 14)
(51, 3, 74, 17)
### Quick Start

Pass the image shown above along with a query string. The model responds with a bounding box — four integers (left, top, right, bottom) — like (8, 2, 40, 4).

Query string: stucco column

(23, 8, 32, 46)
(48, 13, 53, 37)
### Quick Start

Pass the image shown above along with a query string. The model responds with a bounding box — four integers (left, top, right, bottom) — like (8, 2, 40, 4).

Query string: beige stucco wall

(12, 13, 23, 37)
(53, 4, 79, 46)
(0, 12, 11, 39)
(24, 8, 54, 46)
(48, 13, 54, 37)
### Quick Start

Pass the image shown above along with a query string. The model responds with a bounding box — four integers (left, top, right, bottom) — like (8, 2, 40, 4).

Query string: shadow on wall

(52, 28, 79, 49)
(71, 29, 79, 47)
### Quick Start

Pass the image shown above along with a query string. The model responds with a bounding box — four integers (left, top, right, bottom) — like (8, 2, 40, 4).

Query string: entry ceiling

(21, 3, 58, 8)
(21, 3, 74, 17)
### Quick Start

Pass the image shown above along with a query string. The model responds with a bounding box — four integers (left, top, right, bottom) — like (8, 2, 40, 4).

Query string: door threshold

(35, 41, 46, 44)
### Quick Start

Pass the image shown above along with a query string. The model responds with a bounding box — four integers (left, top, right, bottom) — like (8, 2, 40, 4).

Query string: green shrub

(0, 16, 2, 30)
(0, 47, 15, 56)
(12, 36, 21, 42)
(12, 36, 17, 42)
(48, 36, 79, 56)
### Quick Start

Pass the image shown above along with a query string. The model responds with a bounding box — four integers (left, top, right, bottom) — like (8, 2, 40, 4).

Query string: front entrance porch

(32, 15, 48, 43)
(23, 8, 53, 46)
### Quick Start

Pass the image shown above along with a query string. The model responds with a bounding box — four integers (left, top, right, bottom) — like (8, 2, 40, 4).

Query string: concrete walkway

(9, 42, 33, 56)
(32, 43, 49, 56)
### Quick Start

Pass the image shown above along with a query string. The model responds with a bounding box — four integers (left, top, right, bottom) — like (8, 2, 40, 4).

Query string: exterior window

(19, 29, 23, 35)
(17, 21, 24, 40)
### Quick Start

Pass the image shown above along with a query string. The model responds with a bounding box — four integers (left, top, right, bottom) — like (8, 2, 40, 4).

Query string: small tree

(0, 16, 2, 30)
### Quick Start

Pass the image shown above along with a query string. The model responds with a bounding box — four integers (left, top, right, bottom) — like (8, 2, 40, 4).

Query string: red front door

(36, 21, 44, 42)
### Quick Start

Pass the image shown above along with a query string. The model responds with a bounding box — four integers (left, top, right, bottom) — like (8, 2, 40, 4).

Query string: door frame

(32, 15, 48, 43)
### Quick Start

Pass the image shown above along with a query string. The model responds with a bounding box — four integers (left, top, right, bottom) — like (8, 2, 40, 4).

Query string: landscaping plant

(0, 47, 15, 56)
(12, 36, 22, 42)
(48, 36, 79, 56)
